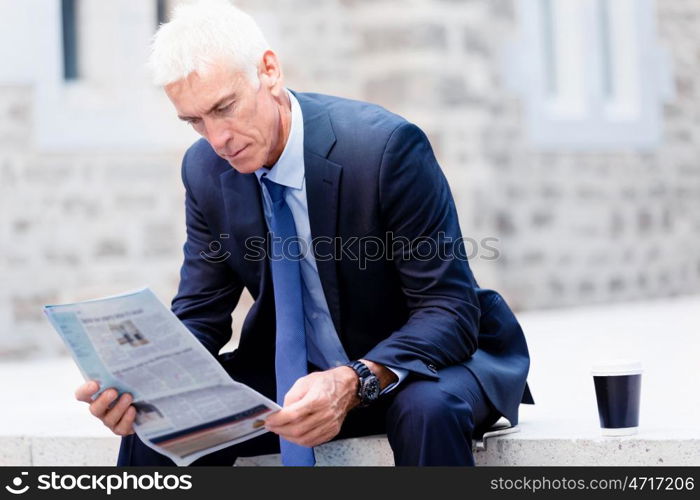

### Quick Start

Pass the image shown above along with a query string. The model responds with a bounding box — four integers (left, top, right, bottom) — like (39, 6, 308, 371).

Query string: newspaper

(43, 287, 280, 466)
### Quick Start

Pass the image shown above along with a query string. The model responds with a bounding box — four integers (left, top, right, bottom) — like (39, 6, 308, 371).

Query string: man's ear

(258, 50, 284, 97)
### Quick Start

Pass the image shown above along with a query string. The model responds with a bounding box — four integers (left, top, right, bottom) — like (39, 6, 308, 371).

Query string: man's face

(164, 56, 286, 174)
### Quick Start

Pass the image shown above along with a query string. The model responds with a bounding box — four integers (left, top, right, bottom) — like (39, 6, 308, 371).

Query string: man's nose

(206, 119, 232, 153)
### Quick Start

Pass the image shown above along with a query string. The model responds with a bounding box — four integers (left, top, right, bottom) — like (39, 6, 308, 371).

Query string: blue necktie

(261, 175, 316, 466)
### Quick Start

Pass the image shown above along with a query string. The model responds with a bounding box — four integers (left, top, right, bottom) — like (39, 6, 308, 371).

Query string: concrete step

(2, 429, 698, 466)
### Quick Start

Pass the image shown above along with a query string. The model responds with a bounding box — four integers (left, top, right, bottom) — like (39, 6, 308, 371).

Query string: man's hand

(75, 381, 136, 437)
(264, 366, 359, 447)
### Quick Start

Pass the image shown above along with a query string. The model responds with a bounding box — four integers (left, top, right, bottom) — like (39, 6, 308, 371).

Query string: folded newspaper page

(43, 287, 280, 466)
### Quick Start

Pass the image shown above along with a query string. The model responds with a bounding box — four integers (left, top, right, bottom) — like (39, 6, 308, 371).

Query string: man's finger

(292, 422, 336, 448)
(75, 381, 99, 403)
(265, 396, 315, 428)
(88, 388, 118, 418)
(282, 376, 312, 407)
(273, 410, 335, 444)
(113, 406, 137, 436)
(102, 394, 133, 429)
(269, 416, 320, 441)
(267, 378, 317, 428)
(265, 397, 324, 434)
(264, 408, 302, 429)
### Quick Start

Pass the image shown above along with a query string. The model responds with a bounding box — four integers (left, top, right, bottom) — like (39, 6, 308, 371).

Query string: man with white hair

(76, 0, 533, 466)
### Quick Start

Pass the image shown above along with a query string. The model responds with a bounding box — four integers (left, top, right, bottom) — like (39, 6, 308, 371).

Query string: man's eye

(216, 103, 233, 114)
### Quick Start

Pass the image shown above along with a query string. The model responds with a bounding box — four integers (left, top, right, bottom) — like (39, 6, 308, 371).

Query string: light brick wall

(242, 0, 700, 309)
(0, 86, 187, 355)
(1, 0, 699, 356)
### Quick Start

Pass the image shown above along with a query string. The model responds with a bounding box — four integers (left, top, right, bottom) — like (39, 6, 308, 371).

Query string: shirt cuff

(380, 366, 408, 395)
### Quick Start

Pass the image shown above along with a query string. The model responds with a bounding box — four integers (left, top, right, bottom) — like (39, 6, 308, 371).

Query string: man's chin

(228, 159, 262, 174)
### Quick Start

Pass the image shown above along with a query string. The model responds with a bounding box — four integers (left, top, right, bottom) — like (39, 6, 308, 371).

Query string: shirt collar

(254, 89, 304, 190)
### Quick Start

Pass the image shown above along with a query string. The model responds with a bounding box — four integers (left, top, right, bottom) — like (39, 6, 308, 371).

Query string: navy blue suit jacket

(171, 91, 534, 426)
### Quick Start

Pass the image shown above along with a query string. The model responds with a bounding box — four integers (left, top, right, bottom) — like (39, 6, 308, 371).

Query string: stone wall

(1, 0, 699, 356)
(0, 85, 186, 356)
(239, 0, 700, 310)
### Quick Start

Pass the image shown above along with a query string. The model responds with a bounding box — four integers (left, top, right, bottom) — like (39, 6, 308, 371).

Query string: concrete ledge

(2, 431, 699, 466)
(237, 433, 700, 466)
(0, 437, 31, 466)
(474, 435, 700, 466)
(237, 435, 393, 466)
(0, 436, 120, 467)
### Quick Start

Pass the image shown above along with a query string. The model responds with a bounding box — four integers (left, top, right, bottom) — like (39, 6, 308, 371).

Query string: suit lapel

(294, 91, 344, 336)
(220, 169, 268, 297)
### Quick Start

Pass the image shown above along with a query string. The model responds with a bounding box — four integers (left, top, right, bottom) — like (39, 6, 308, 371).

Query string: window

(506, 0, 672, 150)
(61, 0, 79, 80)
(156, 0, 169, 26)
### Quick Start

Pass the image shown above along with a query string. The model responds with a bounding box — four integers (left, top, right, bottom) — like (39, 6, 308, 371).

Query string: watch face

(361, 376, 381, 402)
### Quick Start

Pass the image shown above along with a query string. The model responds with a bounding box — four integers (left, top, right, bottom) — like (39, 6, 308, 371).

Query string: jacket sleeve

(362, 122, 480, 379)
(170, 147, 244, 357)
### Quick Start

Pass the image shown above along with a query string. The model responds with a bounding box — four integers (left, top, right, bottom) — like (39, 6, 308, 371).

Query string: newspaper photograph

(43, 288, 280, 466)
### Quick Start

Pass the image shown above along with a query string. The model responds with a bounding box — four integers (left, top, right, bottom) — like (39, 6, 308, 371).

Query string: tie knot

(262, 175, 286, 202)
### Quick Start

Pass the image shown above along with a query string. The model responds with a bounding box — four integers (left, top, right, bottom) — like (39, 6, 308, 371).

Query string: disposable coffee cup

(591, 359, 643, 436)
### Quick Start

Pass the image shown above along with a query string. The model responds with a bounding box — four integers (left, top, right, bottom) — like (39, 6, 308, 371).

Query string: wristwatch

(345, 360, 380, 407)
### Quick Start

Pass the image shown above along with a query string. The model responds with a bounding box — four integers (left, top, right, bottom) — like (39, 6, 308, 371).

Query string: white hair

(149, 0, 271, 86)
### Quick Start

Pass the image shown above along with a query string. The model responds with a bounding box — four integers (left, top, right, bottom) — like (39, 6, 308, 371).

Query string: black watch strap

(345, 360, 380, 407)
(347, 360, 372, 379)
